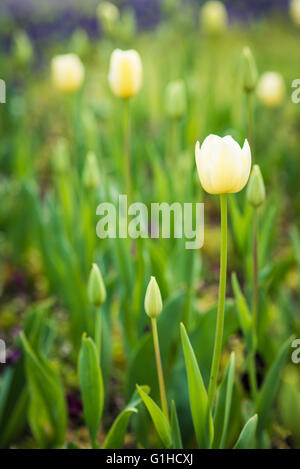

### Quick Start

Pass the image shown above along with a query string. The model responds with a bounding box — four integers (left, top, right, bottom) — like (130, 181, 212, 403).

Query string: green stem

(95, 307, 102, 362)
(246, 91, 255, 161)
(151, 318, 169, 422)
(208, 194, 228, 410)
(252, 209, 258, 334)
(123, 98, 132, 204)
(249, 208, 259, 399)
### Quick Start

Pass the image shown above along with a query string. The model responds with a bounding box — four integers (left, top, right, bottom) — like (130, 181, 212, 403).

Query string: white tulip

(290, 0, 300, 26)
(51, 53, 84, 94)
(108, 49, 142, 99)
(257, 72, 286, 108)
(195, 135, 251, 194)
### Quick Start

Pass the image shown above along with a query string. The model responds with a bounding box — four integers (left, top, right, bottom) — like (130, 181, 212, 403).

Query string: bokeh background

(0, 0, 300, 450)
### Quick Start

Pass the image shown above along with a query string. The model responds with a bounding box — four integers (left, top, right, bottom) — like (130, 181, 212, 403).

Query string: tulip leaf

(78, 335, 104, 448)
(180, 323, 213, 448)
(234, 414, 258, 449)
(213, 352, 235, 449)
(136, 385, 172, 448)
(103, 385, 149, 449)
(256, 336, 292, 436)
(170, 400, 183, 449)
(19, 332, 67, 448)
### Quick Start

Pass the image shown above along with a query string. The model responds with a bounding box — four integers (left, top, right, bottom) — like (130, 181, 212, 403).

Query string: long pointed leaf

(136, 385, 172, 448)
(180, 323, 213, 448)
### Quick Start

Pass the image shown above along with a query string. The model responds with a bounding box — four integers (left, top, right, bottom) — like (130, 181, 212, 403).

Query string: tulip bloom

(201, 1, 228, 35)
(51, 53, 84, 94)
(195, 134, 252, 410)
(257, 72, 286, 108)
(195, 135, 251, 195)
(290, 0, 300, 27)
(108, 49, 142, 99)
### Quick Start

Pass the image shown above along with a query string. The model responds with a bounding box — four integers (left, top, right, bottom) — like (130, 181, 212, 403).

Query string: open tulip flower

(108, 49, 142, 99)
(195, 135, 251, 194)
(195, 134, 251, 409)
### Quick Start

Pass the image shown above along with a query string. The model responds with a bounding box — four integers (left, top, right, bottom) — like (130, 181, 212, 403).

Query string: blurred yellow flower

(51, 53, 85, 94)
(257, 72, 286, 108)
(195, 135, 251, 194)
(290, 0, 300, 26)
(201, 1, 228, 35)
(108, 49, 142, 99)
(97, 1, 120, 35)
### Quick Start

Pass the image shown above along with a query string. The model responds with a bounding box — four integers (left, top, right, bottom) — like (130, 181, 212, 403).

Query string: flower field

(0, 0, 300, 450)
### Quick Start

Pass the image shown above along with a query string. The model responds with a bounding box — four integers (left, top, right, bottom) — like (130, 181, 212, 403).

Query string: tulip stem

(249, 208, 259, 399)
(151, 317, 169, 422)
(123, 98, 132, 204)
(95, 308, 102, 363)
(208, 193, 228, 410)
(246, 91, 255, 161)
(252, 208, 259, 334)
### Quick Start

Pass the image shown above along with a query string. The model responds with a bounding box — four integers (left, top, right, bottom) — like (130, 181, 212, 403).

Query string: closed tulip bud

(257, 72, 285, 108)
(241, 47, 258, 93)
(144, 276, 163, 319)
(51, 53, 85, 94)
(83, 152, 100, 189)
(97, 2, 120, 35)
(108, 49, 142, 99)
(165, 80, 187, 119)
(195, 135, 251, 194)
(290, 0, 300, 27)
(201, 1, 228, 35)
(88, 263, 106, 307)
(14, 30, 33, 65)
(246, 164, 265, 208)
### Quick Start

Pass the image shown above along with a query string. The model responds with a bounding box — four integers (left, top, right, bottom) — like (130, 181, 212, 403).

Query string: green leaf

(136, 385, 172, 448)
(19, 332, 67, 448)
(234, 415, 258, 449)
(180, 323, 213, 448)
(103, 386, 149, 449)
(213, 352, 235, 449)
(256, 337, 292, 436)
(78, 335, 104, 447)
(231, 273, 253, 350)
(170, 400, 183, 449)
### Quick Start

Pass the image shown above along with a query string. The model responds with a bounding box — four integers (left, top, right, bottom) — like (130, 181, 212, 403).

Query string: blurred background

(0, 0, 300, 450)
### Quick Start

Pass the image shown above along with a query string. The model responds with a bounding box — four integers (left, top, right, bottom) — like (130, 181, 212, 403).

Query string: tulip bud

(97, 2, 120, 36)
(14, 30, 33, 65)
(52, 138, 70, 173)
(144, 276, 163, 319)
(246, 164, 266, 208)
(165, 80, 187, 119)
(241, 47, 258, 93)
(201, 1, 228, 36)
(257, 72, 285, 108)
(51, 53, 85, 94)
(88, 263, 106, 307)
(83, 152, 100, 190)
(69, 29, 89, 58)
(290, 0, 300, 27)
(108, 49, 142, 99)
